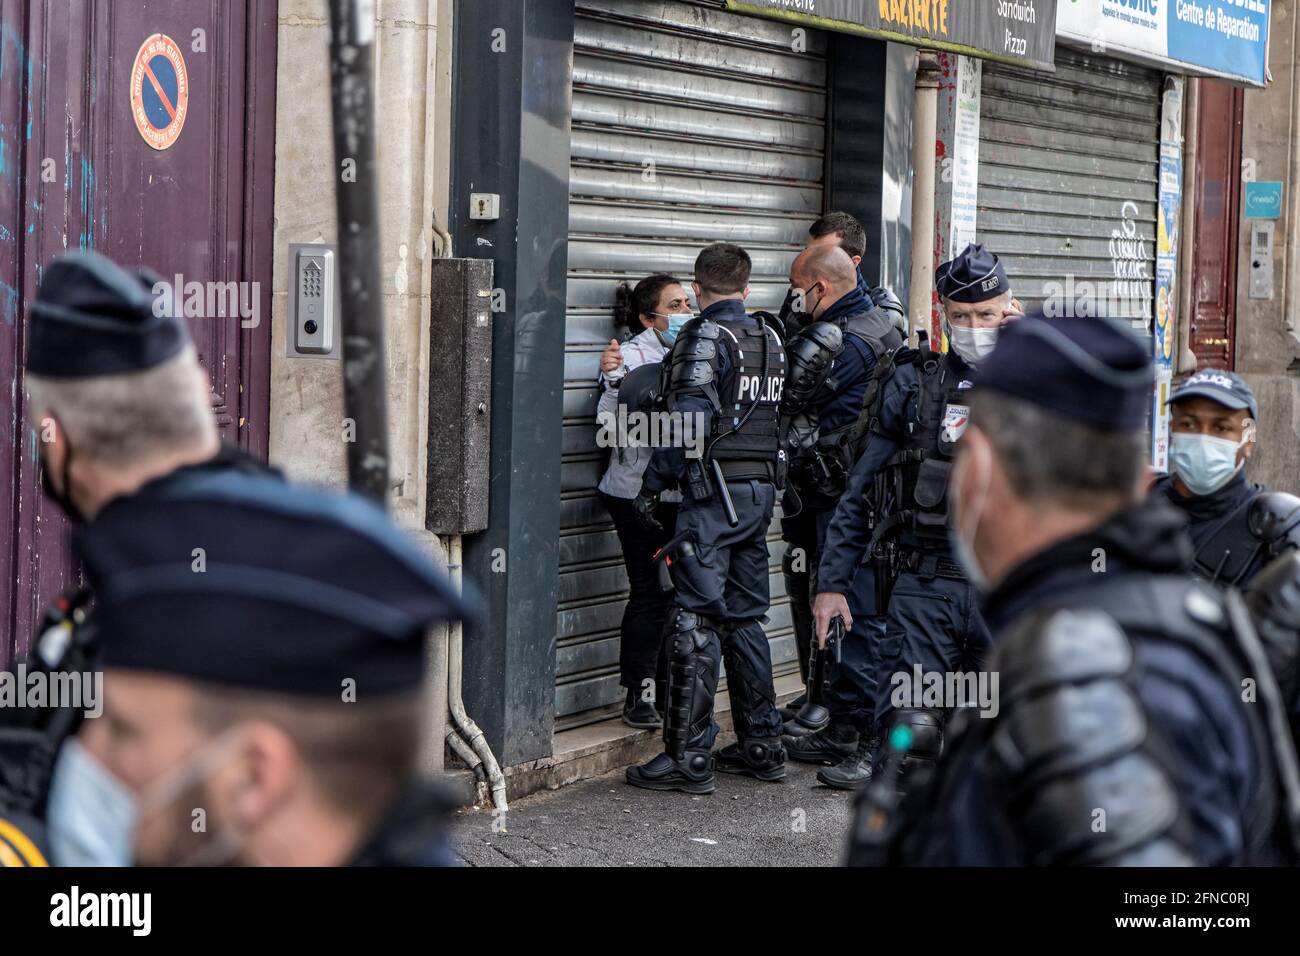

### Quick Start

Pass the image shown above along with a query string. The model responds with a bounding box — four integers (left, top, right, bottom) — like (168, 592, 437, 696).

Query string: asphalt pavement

(450, 754, 855, 867)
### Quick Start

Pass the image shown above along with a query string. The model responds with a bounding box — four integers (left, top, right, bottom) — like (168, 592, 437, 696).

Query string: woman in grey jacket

(597, 273, 693, 727)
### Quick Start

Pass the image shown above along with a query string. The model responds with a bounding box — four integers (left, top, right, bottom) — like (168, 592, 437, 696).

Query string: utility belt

(788, 447, 848, 503)
(868, 514, 964, 610)
(683, 455, 782, 524)
(714, 458, 779, 484)
(899, 550, 968, 582)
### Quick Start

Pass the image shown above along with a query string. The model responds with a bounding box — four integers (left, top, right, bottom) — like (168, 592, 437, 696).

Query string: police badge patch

(941, 404, 970, 445)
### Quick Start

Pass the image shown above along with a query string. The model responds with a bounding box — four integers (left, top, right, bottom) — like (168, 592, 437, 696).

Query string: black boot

(622, 687, 662, 730)
(625, 750, 715, 794)
(817, 735, 878, 790)
(713, 738, 786, 781)
(783, 722, 858, 764)
(781, 699, 831, 738)
(777, 691, 808, 723)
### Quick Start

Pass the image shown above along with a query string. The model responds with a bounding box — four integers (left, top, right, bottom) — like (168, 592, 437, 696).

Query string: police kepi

(42, 470, 475, 867)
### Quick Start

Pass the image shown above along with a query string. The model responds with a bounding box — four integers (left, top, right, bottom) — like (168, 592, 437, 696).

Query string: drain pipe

(445, 534, 508, 812)
(908, 52, 942, 345)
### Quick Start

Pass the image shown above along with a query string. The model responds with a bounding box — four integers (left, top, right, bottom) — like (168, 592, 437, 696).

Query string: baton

(711, 459, 739, 528)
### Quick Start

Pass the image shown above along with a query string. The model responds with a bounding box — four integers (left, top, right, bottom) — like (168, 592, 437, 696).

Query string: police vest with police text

(709, 318, 786, 481)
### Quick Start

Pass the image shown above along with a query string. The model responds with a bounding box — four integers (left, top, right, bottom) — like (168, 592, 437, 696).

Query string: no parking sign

(129, 34, 188, 150)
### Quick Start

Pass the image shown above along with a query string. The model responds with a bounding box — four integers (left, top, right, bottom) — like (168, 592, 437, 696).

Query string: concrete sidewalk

(450, 753, 855, 867)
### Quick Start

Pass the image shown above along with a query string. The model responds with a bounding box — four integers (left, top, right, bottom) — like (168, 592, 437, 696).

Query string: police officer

(781, 211, 907, 338)
(777, 245, 903, 787)
(850, 313, 1300, 866)
(42, 474, 473, 867)
(1, 251, 279, 864)
(1156, 368, 1300, 590)
(23, 252, 278, 526)
(625, 243, 788, 793)
(779, 211, 904, 733)
(812, 243, 1018, 782)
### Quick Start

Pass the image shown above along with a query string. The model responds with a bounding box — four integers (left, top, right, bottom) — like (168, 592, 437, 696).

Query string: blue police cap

(977, 311, 1154, 431)
(1167, 368, 1258, 421)
(26, 251, 189, 379)
(76, 471, 477, 696)
(936, 243, 1009, 303)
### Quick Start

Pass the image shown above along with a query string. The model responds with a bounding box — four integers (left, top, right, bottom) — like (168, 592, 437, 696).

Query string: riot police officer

(777, 245, 903, 787)
(812, 243, 1019, 781)
(625, 243, 788, 793)
(779, 211, 903, 736)
(850, 312, 1300, 866)
(1156, 368, 1300, 590)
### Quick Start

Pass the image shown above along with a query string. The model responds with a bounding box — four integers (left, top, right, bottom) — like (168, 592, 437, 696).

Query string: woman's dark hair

(614, 273, 680, 335)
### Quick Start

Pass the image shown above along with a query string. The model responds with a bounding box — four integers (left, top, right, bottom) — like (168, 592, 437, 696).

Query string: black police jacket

(889, 499, 1289, 866)
(349, 780, 460, 867)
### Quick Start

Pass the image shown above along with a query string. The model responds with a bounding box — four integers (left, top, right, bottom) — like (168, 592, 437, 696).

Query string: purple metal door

(0, 0, 277, 659)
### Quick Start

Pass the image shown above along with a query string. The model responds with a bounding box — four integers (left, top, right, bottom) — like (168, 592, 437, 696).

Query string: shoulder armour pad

(869, 284, 904, 318)
(991, 675, 1148, 782)
(995, 608, 1134, 704)
(678, 316, 720, 342)
(797, 319, 843, 353)
(781, 322, 842, 414)
(1247, 551, 1300, 702)
(1249, 491, 1300, 548)
(1008, 749, 1184, 866)
(669, 319, 719, 391)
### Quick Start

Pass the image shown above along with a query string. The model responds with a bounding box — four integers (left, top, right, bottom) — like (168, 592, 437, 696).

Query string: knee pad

(889, 708, 944, 761)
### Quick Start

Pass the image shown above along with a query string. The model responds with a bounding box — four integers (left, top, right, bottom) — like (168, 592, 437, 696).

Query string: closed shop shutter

(558, 0, 829, 729)
(978, 47, 1162, 335)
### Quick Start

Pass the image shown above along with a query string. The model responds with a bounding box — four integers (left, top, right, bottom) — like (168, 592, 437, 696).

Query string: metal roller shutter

(558, 0, 829, 729)
(978, 47, 1162, 334)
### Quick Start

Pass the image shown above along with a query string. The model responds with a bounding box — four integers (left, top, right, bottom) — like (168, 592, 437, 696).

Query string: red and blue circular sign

(129, 34, 188, 151)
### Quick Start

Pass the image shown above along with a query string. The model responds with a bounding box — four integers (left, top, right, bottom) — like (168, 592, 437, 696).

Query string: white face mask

(947, 324, 999, 365)
(1169, 432, 1246, 496)
(46, 730, 246, 867)
(950, 441, 992, 592)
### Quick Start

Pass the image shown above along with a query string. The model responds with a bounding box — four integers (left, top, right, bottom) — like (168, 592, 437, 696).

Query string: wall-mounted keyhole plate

(469, 193, 500, 221)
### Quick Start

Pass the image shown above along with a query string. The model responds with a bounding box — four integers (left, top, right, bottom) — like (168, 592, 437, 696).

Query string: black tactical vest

(709, 318, 786, 481)
(841, 307, 904, 360)
(1192, 491, 1300, 589)
(877, 341, 974, 547)
(788, 308, 905, 506)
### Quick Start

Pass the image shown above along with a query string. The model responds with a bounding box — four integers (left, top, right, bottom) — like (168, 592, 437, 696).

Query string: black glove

(633, 490, 662, 532)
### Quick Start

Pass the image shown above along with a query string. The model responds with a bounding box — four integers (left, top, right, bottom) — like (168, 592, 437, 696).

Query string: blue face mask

(657, 313, 693, 346)
(46, 730, 247, 867)
(46, 738, 138, 867)
(1169, 432, 1245, 496)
